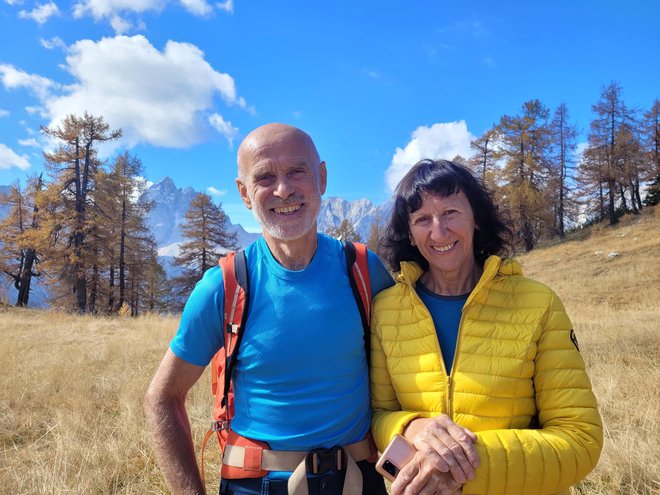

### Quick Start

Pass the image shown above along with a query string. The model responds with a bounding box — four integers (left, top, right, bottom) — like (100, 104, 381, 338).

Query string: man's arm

(144, 349, 207, 495)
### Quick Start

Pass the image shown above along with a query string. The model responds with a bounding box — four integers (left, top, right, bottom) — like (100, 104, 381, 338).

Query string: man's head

(236, 123, 327, 243)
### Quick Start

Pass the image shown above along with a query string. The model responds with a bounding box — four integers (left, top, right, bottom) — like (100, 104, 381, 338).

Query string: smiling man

(145, 123, 393, 495)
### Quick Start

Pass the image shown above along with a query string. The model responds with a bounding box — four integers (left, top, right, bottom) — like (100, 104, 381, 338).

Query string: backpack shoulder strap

(219, 250, 249, 407)
(342, 240, 372, 364)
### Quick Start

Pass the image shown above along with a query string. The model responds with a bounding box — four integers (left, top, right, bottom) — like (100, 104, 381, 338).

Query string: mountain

(318, 196, 392, 241)
(141, 177, 261, 257)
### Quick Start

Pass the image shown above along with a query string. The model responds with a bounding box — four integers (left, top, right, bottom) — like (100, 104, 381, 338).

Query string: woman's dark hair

(383, 159, 513, 272)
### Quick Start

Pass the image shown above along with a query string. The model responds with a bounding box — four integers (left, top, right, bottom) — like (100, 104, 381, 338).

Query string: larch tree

(548, 103, 578, 238)
(584, 82, 634, 225)
(41, 113, 121, 312)
(642, 99, 660, 206)
(326, 218, 362, 243)
(173, 192, 238, 298)
(0, 176, 43, 307)
(469, 128, 501, 190)
(496, 99, 552, 251)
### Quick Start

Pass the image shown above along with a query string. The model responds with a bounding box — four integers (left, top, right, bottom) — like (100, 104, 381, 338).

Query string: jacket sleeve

(462, 291, 603, 495)
(370, 309, 421, 452)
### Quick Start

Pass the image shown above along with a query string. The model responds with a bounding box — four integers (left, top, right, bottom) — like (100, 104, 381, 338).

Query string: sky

(0, 1, 658, 232)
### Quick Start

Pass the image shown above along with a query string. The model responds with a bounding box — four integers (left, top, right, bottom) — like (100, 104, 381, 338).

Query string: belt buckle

(306, 446, 346, 475)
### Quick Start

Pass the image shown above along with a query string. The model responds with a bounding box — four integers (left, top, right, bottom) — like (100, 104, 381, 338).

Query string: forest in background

(1, 81, 659, 314)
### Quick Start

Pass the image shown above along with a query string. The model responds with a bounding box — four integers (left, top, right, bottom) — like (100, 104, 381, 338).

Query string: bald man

(145, 124, 393, 495)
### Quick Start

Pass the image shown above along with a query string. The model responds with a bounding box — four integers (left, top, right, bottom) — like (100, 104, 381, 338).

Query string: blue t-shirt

(170, 233, 393, 451)
(416, 282, 469, 374)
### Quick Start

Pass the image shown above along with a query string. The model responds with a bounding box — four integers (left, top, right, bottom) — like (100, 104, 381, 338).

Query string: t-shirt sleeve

(169, 266, 225, 367)
(367, 250, 394, 298)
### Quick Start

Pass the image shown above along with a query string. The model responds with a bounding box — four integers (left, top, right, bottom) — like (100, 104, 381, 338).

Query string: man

(144, 123, 393, 495)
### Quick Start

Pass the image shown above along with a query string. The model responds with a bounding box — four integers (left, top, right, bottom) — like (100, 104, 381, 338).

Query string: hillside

(0, 207, 658, 494)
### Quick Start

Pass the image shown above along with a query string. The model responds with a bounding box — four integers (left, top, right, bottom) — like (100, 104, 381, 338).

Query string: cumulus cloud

(41, 35, 246, 148)
(0, 108, 9, 117)
(19, 1, 59, 24)
(386, 121, 475, 191)
(209, 113, 238, 146)
(0, 63, 58, 100)
(0, 143, 31, 170)
(207, 186, 226, 197)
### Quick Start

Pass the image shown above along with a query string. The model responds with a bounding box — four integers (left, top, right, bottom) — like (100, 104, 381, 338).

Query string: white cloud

(0, 108, 9, 117)
(0, 64, 58, 100)
(19, 1, 60, 24)
(73, 0, 163, 19)
(216, 0, 233, 13)
(18, 138, 40, 147)
(40, 36, 67, 50)
(0, 143, 31, 170)
(179, 0, 212, 16)
(110, 15, 132, 34)
(209, 113, 238, 145)
(4, 0, 23, 5)
(386, 121, 475, 191)
(41, 35, 246, 149)
(207, 186, 226, 197)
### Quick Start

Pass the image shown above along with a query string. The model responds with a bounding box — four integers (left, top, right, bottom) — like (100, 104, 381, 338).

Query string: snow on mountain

(141, 177, 261, 255)
(318, 196, 392, 240)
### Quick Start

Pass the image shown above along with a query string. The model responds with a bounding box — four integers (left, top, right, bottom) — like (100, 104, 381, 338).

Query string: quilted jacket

(370, 256, 602, 495)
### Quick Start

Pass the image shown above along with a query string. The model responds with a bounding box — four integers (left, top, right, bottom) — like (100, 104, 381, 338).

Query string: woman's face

(408, 190, 477, 279)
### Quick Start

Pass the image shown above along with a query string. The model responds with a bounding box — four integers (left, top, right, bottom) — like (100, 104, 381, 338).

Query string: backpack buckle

(211, 420, 230, 432)
(306, 446, 346, 474)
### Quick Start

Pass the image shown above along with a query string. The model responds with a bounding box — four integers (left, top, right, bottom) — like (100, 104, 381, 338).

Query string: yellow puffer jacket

(371, 256, 602, 495)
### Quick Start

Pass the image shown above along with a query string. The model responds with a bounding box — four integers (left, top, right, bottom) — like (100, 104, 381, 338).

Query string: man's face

(236, 127, 327, 242)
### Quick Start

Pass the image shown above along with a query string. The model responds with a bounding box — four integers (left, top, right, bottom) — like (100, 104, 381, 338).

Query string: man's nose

(273, 177, 294, 198)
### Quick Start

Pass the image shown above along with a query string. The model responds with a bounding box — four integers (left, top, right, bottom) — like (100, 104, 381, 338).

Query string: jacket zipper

(448, 305, 468, 420)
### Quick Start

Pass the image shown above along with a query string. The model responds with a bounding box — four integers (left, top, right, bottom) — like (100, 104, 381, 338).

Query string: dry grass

(0, 207, 658, 494)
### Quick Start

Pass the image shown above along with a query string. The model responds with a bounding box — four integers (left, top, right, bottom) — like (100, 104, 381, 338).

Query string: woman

(371, 159, 602, 495)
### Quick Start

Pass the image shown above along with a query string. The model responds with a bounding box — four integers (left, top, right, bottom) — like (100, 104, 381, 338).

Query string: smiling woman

(370, 159, 603, 495)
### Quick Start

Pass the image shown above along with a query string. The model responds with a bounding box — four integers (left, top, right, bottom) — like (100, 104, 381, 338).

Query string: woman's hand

(404, 414, 479, 485)
(390, 449, 462, 495)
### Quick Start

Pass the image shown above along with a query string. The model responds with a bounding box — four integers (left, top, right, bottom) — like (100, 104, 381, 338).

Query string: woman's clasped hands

(390, 414, 480, 495)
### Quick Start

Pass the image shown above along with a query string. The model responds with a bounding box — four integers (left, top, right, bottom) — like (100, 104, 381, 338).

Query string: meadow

(1, 207, 658, 494)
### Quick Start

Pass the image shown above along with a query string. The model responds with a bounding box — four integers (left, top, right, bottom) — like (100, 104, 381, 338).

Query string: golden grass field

(1, 207, 659, 494)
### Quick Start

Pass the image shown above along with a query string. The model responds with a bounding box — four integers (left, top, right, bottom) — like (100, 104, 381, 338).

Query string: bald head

(237, 123, 321, 180)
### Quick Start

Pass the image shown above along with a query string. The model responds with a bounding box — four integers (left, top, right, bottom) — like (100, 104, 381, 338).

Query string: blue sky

(1, 0, 658, 232)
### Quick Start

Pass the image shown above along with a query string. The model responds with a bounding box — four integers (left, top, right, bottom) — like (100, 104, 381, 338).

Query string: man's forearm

(145, 394, 205, 495)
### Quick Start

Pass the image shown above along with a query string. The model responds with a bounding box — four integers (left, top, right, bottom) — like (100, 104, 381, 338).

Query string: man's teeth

(274, 205, 301, 214)
(433, 242, 454, 253)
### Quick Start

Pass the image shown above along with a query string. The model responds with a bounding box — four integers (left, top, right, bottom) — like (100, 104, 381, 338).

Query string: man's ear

(318, 161, 327, 195)
(235, 178, 252, 209)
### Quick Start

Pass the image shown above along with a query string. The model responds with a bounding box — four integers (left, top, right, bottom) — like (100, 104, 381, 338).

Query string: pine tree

(173, 193, 238, 297)
(366, 212, 385, 259)
(469, 128, 500, 189)
(326, 218, 362, 243)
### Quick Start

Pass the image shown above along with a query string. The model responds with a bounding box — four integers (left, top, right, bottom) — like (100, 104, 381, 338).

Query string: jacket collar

(397, 256, 522, 302)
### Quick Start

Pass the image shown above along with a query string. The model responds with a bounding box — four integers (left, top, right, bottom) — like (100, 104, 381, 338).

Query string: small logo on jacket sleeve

(570, 329, 580, 352)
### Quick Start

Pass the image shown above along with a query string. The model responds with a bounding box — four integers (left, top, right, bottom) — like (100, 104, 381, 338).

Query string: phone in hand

(375, 434, 417, 482)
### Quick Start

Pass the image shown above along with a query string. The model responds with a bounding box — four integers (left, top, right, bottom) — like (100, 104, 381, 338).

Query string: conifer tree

(173, 193, 238, 297)
(496, 100, 552, 251)
(469, 128, 500, 189)
(0, 176, 43, 307)
(584, 82, 634, 225)
(548, 103, 578, 238)
(40, 113, 121, 312)
(366, 212, 385, 259)
(326, 218, 362, 243)
(642, 99, 660, 205)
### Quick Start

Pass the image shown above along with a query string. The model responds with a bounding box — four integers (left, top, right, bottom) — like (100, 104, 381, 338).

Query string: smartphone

(375, 434, 417, 482)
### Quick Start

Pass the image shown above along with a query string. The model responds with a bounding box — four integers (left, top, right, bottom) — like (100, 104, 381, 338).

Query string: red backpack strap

(342, 241, 372, 364)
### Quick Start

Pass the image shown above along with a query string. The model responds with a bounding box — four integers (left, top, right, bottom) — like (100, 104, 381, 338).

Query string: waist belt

(222, 439, 373, 495)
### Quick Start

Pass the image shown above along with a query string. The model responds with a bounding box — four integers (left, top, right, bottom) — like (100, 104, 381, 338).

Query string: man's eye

(256, 175, 275, 184)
